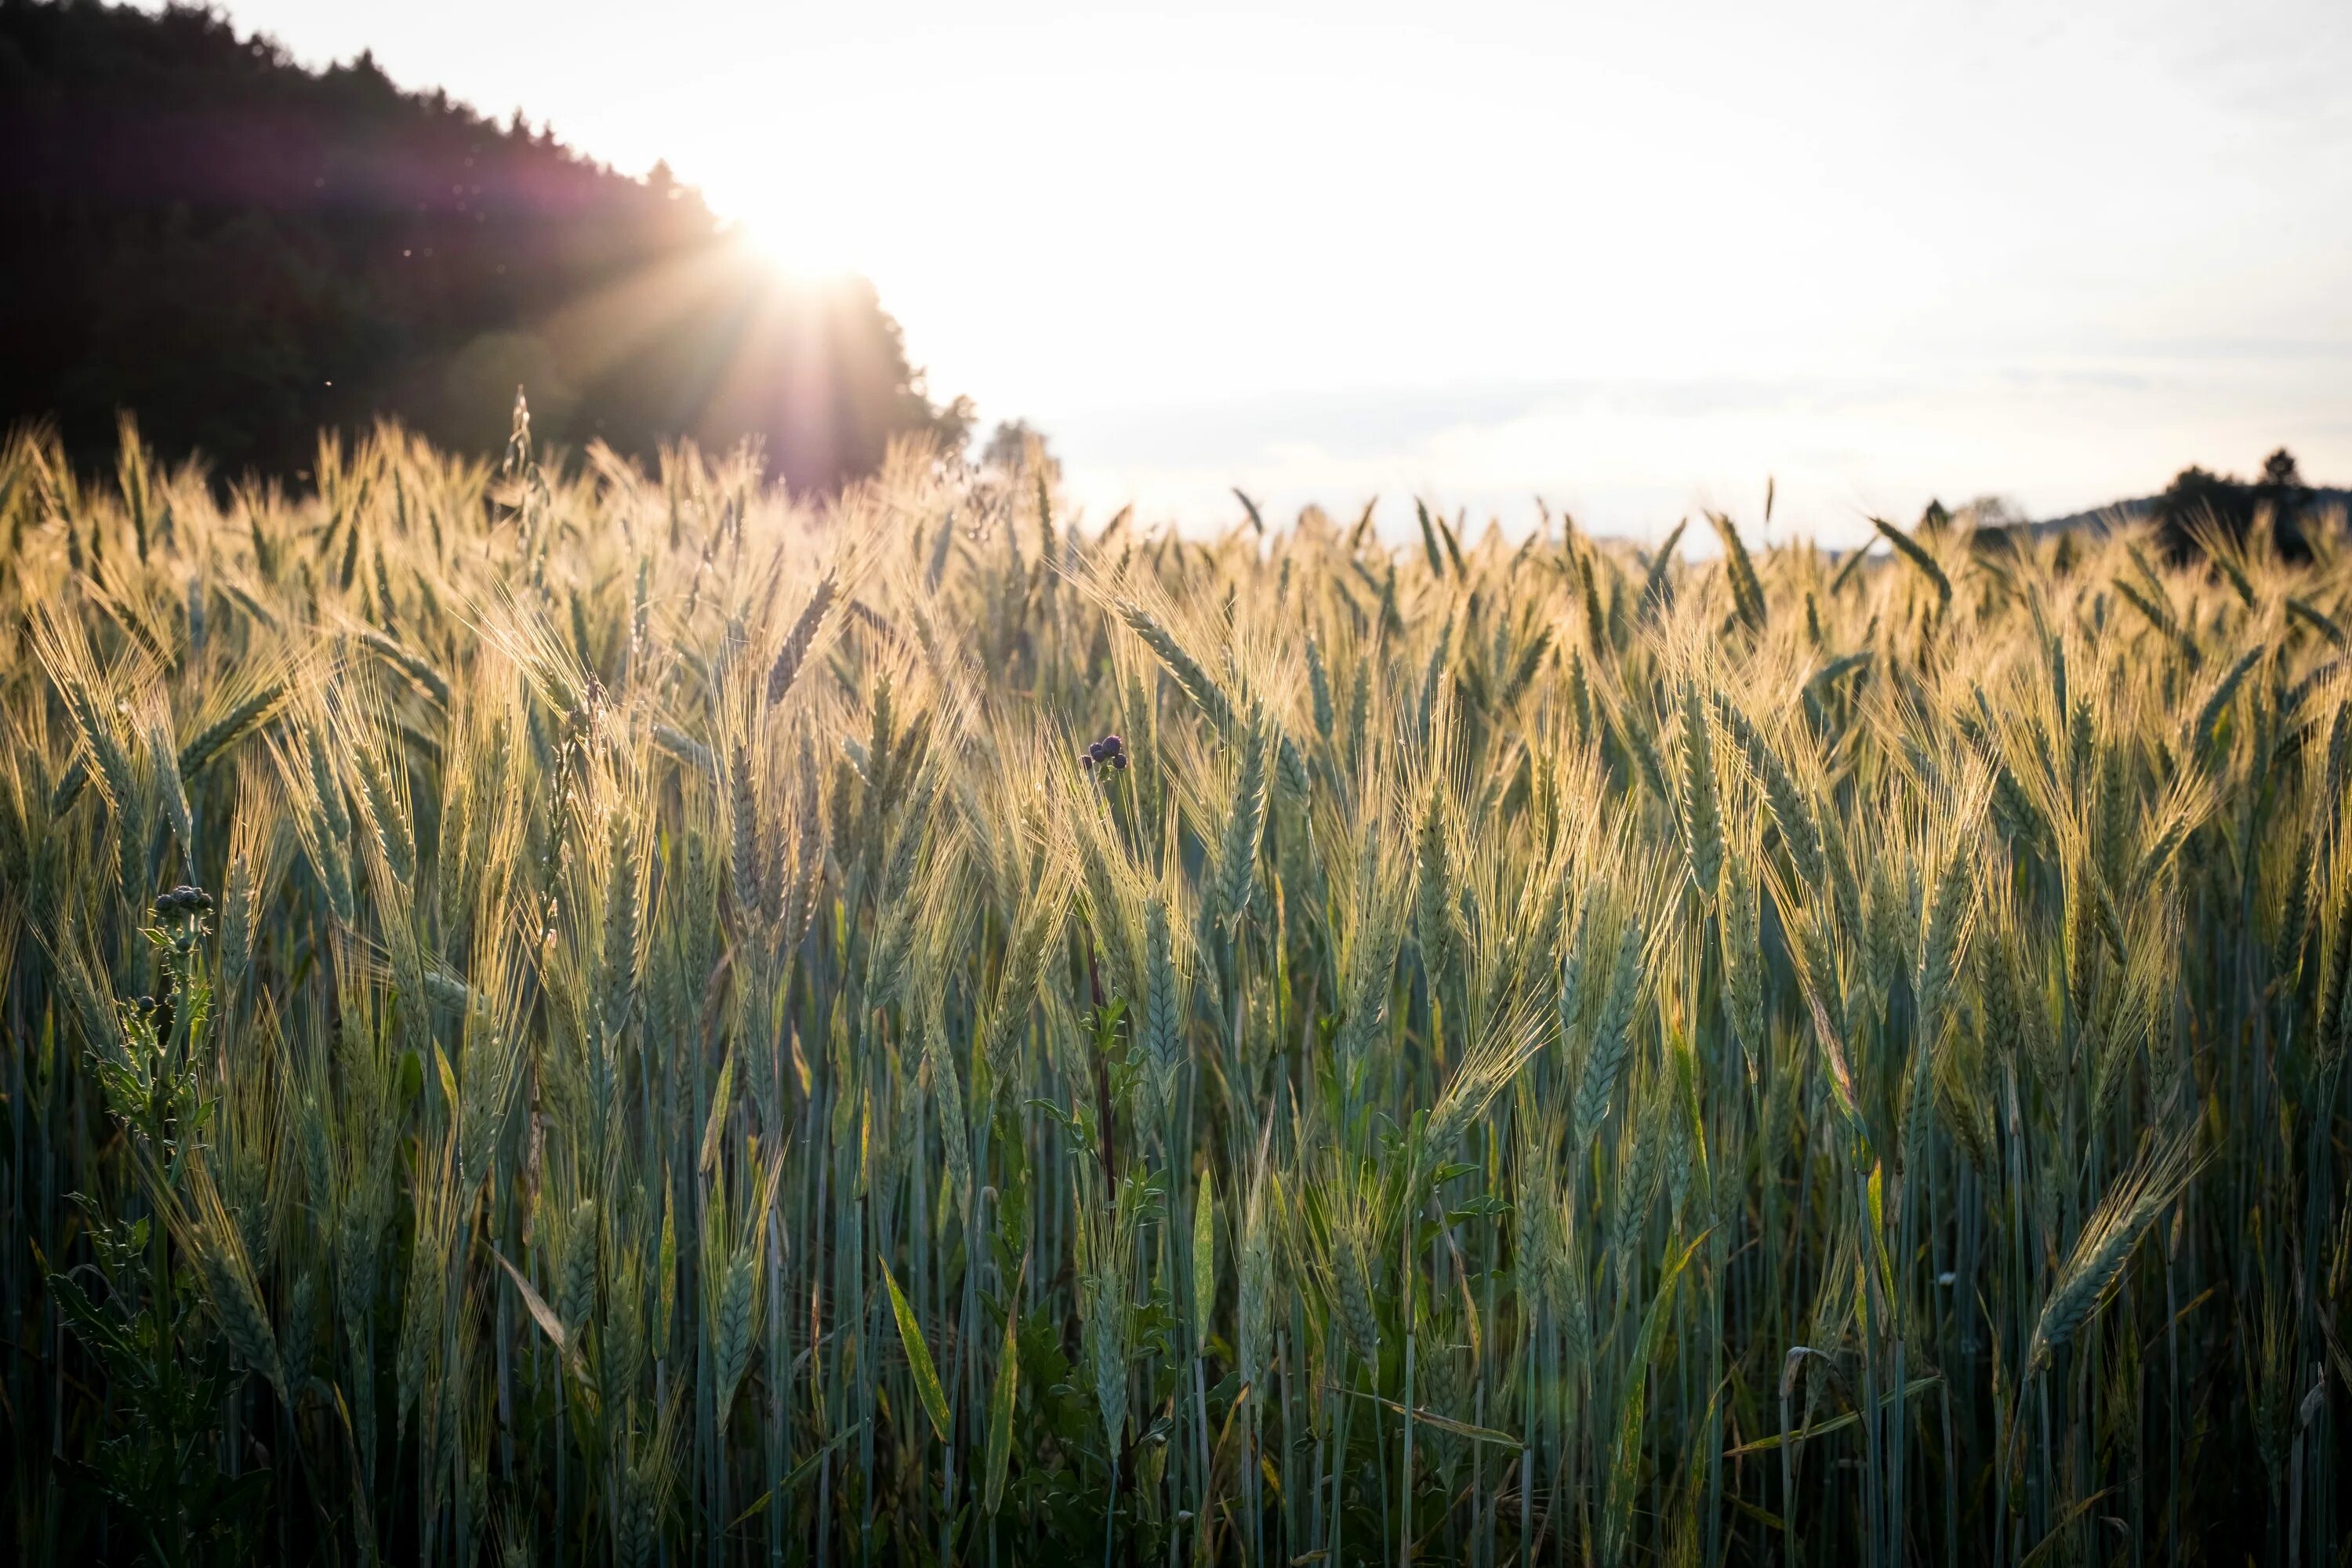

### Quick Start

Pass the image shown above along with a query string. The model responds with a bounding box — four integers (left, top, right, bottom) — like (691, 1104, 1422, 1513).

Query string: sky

(209, 0, 2352, 543)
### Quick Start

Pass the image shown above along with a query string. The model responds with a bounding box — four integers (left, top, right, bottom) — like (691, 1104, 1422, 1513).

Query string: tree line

(0, 0, 971, 490)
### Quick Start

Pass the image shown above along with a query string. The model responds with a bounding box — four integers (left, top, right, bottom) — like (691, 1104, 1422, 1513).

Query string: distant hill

(0, 0, 971, 488)
(2034, 490, 2352, 536)
(2008, 450, 2343, 559)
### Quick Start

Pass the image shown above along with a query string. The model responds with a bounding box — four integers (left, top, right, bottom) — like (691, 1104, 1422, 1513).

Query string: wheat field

(2, 408, 2347, 1566)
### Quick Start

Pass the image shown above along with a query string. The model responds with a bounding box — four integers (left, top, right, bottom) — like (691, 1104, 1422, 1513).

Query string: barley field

(2, 410, 2347, 1566)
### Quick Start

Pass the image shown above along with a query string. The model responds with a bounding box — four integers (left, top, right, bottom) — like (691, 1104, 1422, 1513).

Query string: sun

(724, 200, 866, 289)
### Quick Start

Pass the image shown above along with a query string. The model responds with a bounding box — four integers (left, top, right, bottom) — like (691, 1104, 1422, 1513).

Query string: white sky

(209, 0, 2352, 543)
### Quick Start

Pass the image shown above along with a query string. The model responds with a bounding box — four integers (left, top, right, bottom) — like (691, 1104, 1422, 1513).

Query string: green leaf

(1338, 1387, 1522, 1450)
(1192, 1167, 1216, 1330)
(1605, 1230, 1707, 1561)
(735, 1423, 864, 1526)
(984, 1260, 1025, 1515)
(1726, 1374, 1941, 1455)
(43, 1265, 136, 1360)
(491, 1247, 567, 1358)
(2018, 1488, 2118, 1568)
(879, 1254, 951, 1443)
(700, 1045, 735, 1175)
(994, 1102, 1029, 1256)
(654, 1184, 677, 1358)
(1865, 1162, 1897, 1315)
(1448, 1194, 1513, 1225)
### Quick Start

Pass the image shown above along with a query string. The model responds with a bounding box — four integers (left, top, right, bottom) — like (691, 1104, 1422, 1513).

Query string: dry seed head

(711, 1249, 759, 1413)
(1111, 593, 1235, 735)
(1237, 1174, 1274, 1386)
(925, 1023, 972, 1215)
(1675, 680, 1722, 898)
(1915, 797, 1984, 1028)
(1414, 779, 1462, 992)
(982, 869, 1065, 1094)
(1332, 1221, 1381, 1366)
(1609, 1089, 1667, 1294)
(1334, 827, 1410, 1082)
(1427, 992, 1544, 1155)
(557, 1198, 598, 1337)
(1142, 892, 1184, 1122)
(190, 1176, 287, 1397)
(727, 740, 761, 920)
(1573, 913, 1646, 1147)
(2027, 1130, 2198, 1376)
(1719, 833, 1766, 1072)
(1076, 1187, 1137, 1451)
(1214, 713, 1272, 934)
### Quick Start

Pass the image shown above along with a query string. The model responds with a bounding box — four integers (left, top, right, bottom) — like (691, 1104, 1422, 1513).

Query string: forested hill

(2034, 490, 2352, 537)
(0, 0, 971, 488)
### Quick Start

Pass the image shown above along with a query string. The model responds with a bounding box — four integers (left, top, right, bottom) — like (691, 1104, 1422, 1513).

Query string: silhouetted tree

(2253, 448, 2310, 524)
(979, 419, 1060, 481)
(0, 0, 970, 489)
(1942, 495, 2045, 557)
(2153, 449, 2313, 559)
(1958, 495, 2025, 530)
